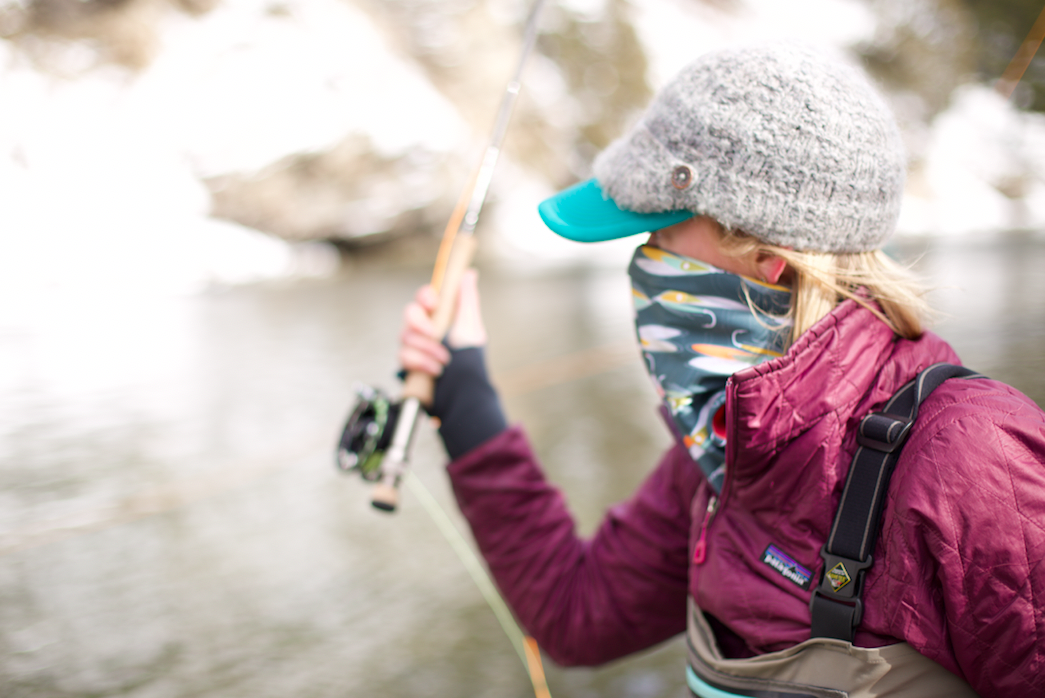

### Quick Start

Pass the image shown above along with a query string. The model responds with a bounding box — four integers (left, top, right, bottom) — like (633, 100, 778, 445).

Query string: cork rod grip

(401, 235, 478, 406)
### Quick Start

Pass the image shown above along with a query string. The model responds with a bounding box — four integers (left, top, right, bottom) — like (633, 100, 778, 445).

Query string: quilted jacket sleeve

(880, 379, 1045, 697)
(446, 426, 702, 666)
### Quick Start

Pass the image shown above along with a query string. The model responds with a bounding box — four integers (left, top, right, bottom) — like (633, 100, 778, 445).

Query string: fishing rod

(996, 2, 1045, 100)
(337, 0, 547, 512)
(336, 4, 551, 696)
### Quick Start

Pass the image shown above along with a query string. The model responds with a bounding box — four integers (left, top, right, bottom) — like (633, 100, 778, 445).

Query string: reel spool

(336, 386, 401, 482)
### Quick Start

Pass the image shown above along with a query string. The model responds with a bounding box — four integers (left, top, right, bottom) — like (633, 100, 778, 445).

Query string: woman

(399, 44, 1045, 697)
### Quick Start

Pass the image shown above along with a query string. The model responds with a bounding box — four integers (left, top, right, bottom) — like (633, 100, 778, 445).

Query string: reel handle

(371, 479, 399, 512)
(401, 234, 478, 406)
(368, 396, 422, 512)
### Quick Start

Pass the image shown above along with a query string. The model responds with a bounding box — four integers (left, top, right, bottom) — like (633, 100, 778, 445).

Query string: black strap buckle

(808, 546, 874, 640)
(856, 412, 913, 453)
(815, 547, 873, 600)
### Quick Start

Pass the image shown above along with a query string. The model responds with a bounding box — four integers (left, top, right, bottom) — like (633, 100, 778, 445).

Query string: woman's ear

(756, 254, 789, 284)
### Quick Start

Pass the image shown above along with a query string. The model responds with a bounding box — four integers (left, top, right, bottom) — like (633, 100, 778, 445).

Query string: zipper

(692, 495, 718, 565)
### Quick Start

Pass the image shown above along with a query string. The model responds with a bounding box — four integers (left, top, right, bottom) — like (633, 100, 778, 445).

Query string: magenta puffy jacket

(447, 300, 1045, 697)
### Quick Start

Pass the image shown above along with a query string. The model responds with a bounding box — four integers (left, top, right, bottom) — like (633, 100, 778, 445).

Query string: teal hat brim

(538, 178, 694, 243)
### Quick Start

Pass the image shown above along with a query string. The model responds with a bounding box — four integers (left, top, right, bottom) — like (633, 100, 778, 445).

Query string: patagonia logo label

(826, 562, 852, 591)
(761, 544, 812, 590)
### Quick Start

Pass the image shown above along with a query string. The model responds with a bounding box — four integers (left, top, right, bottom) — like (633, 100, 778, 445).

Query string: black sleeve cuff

(429, 346, 507, 460)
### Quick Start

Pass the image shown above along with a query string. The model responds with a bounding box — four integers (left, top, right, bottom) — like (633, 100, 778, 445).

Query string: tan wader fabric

(686, 598, 980, 698)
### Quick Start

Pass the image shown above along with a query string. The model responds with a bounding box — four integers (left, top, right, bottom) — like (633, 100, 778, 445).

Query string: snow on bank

(631, 0, 876, 87)
(3, 0, 1044, 295)
(0, 0, 466, 315)
(901, 85, 1045, 236)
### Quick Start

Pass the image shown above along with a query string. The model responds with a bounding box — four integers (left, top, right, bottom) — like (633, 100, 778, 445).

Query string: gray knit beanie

(593, 43, 906, 253)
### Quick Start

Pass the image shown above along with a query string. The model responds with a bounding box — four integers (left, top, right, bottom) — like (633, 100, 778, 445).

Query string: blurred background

(1, 0, 1044, 695)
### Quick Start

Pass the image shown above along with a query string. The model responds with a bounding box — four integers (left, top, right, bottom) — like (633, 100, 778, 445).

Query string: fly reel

(336, 385, 401, 482)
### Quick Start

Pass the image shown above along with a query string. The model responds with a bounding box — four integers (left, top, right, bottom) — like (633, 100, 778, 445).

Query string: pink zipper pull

(693, 496, 718, 565)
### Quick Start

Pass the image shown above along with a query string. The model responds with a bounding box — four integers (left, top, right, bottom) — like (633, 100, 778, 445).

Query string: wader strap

(809, 363, 983, 641)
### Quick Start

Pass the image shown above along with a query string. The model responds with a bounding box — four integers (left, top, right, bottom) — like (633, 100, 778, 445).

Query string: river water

(1, 232, 1043, 697)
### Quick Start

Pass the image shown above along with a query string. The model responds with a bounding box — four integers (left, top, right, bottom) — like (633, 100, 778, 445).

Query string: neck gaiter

(628, 245, 792, 492)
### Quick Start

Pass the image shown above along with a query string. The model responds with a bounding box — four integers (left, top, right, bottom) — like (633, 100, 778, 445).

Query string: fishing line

(404, 471, 552, 698)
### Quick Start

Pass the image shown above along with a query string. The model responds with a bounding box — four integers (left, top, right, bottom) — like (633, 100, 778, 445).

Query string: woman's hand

(398, 269, 487, 378)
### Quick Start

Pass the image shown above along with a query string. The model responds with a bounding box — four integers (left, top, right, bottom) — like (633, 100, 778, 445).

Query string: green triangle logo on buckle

(826, 562, 852, 591)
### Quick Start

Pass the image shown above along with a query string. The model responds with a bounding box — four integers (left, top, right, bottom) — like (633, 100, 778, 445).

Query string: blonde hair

(718, 227, 931, 348)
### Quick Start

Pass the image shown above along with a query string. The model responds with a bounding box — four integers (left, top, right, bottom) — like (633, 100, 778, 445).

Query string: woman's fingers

(416, 284, 439, 315)
(399, 294, 450, 377)
(398, 331, 449, 377)
(403, 293, 439, 340)
(398, 345, 447, 377)
(399, 269, 488, 376)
